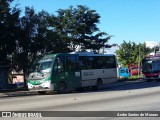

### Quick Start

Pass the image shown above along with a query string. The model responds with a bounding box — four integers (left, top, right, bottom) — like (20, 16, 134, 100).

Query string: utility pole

(138, 43, 141, 77)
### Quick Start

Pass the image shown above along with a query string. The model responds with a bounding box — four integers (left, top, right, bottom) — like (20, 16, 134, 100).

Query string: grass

(118, 74, 143, 81)
(129, 74, 143, 79)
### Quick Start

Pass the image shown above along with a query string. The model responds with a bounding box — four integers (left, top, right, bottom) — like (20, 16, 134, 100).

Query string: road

(1, 80, 160, 120)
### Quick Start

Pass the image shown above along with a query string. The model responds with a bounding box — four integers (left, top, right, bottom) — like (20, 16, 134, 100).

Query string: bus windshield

(32, 57, 54, 73)
(142, 58, 160, 73)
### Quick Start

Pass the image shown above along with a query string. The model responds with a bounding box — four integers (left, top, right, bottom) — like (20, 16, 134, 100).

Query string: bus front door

(66, 56, 81, 90)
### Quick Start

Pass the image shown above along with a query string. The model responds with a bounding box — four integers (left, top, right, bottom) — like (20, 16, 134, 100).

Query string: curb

(0, 93, 6, 97)
(0, 91, 37, 97)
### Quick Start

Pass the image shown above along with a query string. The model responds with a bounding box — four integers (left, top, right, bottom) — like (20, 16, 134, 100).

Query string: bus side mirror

(53, 66, 62, 74)
(54, 67, 58, 74)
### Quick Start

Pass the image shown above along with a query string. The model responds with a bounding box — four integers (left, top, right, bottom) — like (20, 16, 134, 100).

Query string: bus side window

(96, 57, 105, 69)
(79, 56, 92, 70)
(105, 56, 116, 68)
(66, 56, 78, 71)
(54, 58, 65, 73)
(86, 56, 94, 69)
(126, 69, 129, 73)
(79, 57, 86, 70)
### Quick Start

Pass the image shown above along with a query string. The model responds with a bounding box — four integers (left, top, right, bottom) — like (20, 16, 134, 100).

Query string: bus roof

(144, 55, 160, 59)
(142, 55, 160, 62)
(43, 52, 116, 58)
(70, 51, 115, 57)
(119, 67, 128, 70)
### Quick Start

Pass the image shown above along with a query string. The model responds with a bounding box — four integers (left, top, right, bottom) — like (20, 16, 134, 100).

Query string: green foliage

(0, 0, 20, 65)
(52, 5, 110, 52)
(116, 41, 152, 66)
(13, 7, 65, 72)
(0, 2, 112, 76)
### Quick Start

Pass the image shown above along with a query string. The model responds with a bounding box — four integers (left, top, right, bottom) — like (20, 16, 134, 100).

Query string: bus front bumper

(143, 74, 160, 80)
(27, 81, 54, 91)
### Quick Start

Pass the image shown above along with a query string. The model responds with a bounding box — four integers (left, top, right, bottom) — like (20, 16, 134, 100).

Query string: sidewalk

(0, 90, 37, 97)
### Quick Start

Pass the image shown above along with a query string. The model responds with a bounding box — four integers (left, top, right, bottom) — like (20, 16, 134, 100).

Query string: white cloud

(105, 46, 119, 54)
(145, 41, 159, 48)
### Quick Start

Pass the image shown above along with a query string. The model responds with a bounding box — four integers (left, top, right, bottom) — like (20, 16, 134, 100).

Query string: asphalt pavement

(0, 79, 145, 97)
(1, 79, 160, 120)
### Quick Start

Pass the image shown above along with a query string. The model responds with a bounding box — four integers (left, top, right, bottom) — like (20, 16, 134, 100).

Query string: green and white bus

(27, 52, 118, 94)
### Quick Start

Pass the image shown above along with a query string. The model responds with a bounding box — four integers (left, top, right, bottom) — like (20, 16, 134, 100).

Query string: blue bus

(119, 68, 130, 78)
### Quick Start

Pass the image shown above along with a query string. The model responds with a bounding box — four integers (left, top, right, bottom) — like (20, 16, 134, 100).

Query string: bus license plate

(35, 85, 39, 88)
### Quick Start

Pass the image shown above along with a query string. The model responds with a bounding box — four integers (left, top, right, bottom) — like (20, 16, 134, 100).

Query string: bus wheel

(38, 91, 47, 95)
(59, 82, 67, 94)
(96, 79, 103, 90)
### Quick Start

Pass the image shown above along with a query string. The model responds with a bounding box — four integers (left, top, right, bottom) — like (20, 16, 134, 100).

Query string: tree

(116, 41, 152, 67)
(1, 3, 113, 79)
(51, 5, 111, 52)
(13, 7, 65, 74)
(136, 43, 152, 65)
(35, 11, 68, 54)
(0, 0, 20, 65)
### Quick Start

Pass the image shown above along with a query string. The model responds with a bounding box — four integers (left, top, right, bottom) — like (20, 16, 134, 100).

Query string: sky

(11, 0, 160, 46)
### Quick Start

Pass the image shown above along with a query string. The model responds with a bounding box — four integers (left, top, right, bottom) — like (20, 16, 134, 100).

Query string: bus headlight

(27, 83, 33, 89)
(41, 81, 51, 89)
(41, 81, 54, 90)
(142, 74, 145, 78)
(42, 73, 50, 79)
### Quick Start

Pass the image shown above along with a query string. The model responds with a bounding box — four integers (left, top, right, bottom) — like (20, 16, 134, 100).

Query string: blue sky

(12, 0, 160, 45)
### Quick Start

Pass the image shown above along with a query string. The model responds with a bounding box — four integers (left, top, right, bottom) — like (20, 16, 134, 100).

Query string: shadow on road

(105, 80, 160, 91)
(72, 80, 160, 94)
(1, 80, 160, 98)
